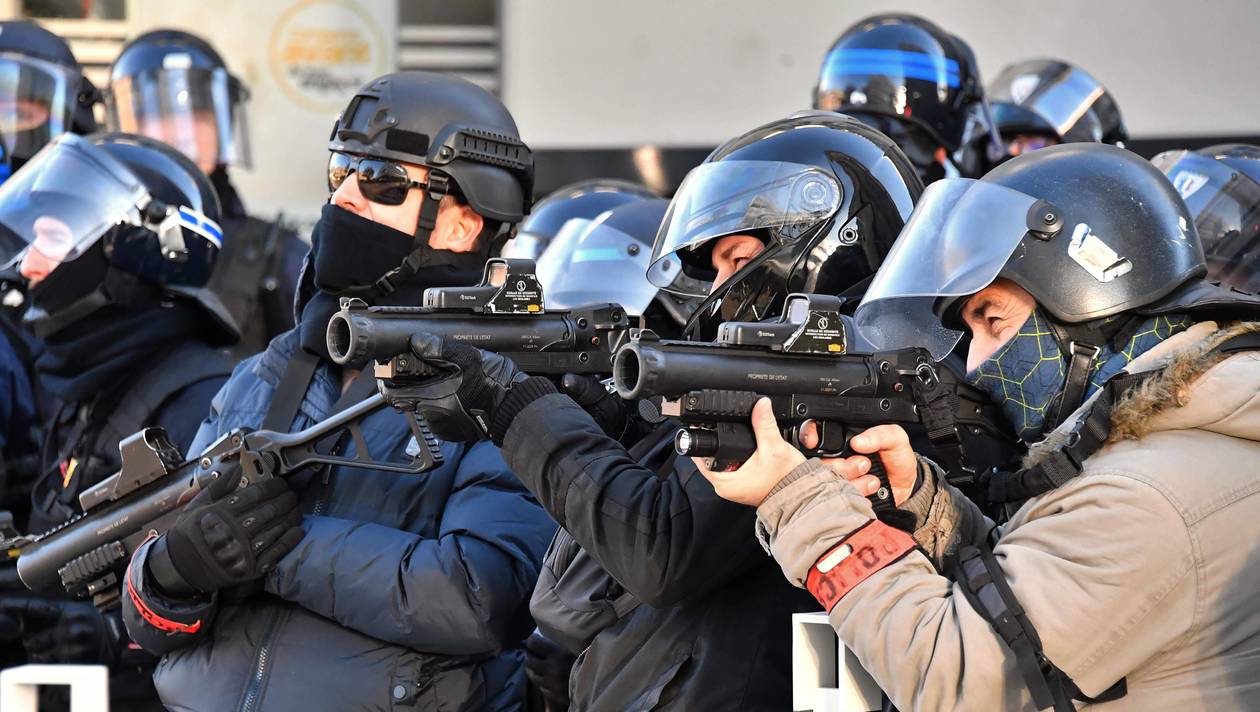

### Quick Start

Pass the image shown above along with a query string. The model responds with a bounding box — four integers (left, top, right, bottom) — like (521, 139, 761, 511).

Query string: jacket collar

(1026, 321, 1260, 466)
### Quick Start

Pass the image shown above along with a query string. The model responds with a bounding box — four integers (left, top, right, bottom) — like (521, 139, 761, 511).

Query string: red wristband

(805, 520, 918, 612)
(126, 533, 202, 635)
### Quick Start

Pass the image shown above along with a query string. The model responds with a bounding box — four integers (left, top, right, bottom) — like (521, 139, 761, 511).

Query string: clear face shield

(536, 217, 660, 315)
(854, 177, 1043, 360)
(648, 160, 843, 296)
(108, 66, 251, 172)
(0, 133, 222, 284)
(989, 63, 1110, 144)
(1154, 150, 1260, 292)
(0, 53, 82, 177)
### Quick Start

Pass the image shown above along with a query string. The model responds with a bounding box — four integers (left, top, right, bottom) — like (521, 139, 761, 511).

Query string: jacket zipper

(240, 609, 284, 712)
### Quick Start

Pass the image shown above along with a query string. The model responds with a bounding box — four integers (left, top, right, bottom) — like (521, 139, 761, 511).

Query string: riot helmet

(501, 178, 656, 260)
(650, 111, 923, 341)
(106, 29, 250, 174)
(0, 132, 235, 341)
(0, 20, 101, 180)
(1153, 144, 1260, 293)
(852, 143, 1259, 439)
(537, 198, 697, 338)
(812, 13, 998, 180)
(989, 59, 1127, 159)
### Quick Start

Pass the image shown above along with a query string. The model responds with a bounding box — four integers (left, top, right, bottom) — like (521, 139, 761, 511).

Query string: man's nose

(332, 172, 368, 214)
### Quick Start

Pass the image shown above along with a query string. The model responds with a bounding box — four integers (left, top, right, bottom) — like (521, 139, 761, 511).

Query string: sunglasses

(327, 152, 429, 206)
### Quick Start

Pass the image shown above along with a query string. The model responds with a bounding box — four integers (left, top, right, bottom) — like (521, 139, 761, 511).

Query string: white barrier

(792, 612, 882, 712)
(0, 664, 109, 712)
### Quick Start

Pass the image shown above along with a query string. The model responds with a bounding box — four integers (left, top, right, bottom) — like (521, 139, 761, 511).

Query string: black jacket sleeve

(501, 393, 765, 607)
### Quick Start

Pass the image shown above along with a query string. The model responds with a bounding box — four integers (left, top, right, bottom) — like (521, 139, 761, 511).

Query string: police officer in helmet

(391, 111, 923, 710)
(705, 143, 1260, 711)
(107, 29, 306, 356)
(813, 13, 1001, 182)
(120, 71, 555, 712)
(1153, 143, 1260, 293)
(500, 178, 656, 260)
(989, 58, 1128, 160)
(0, 131, 237, 711)
(0, 19, 101, 545)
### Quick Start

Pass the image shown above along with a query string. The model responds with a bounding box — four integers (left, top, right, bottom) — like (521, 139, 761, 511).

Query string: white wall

(501, 0, 1260, 148)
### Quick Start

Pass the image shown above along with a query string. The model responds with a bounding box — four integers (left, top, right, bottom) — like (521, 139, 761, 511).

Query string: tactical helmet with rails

(0, 132, 235, 341)
(649, 111, 923, 340)
(327, 71, 534, 294)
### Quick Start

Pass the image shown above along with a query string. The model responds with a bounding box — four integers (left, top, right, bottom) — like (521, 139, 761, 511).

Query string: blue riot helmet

(0, 20, 101, 180)
(0, 132, 236, 341)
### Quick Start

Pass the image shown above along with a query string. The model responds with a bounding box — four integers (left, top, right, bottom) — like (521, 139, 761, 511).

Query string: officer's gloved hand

(146, 469, 304, 598)
(559, 374, 636, 441)
(524, 630, 574, 711)
(0, 597, 108, 663)
(408, 334, 557, 445)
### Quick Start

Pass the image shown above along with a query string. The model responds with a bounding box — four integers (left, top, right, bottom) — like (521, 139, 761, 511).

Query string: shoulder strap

(988, 330, 1260, 505)
(954, 543, 1127, 711)
(261, 349, 319, 432)
(91, 342, 236, 460)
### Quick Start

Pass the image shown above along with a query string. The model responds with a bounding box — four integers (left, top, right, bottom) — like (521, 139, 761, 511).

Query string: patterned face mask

(964, 309, 1066, 442)
(965, 308, 1192, 443)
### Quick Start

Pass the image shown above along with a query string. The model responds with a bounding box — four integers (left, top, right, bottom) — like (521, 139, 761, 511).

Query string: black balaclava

(210, 166, 247, 221)
(297, 203, 486, 358)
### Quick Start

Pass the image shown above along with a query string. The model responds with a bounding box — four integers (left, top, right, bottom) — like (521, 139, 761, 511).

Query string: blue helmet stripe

(177, 206, 224, 249)
(824, 48, 961, 86)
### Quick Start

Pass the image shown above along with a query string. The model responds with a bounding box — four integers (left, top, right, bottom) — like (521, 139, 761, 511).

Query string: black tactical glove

(0, 597, 108, 663)
(146, 467, 304, 597)
(524, 630, 575, 712)
(407, 334, 556, 445)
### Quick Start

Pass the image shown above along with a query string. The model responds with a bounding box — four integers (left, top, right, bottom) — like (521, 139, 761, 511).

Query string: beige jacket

(756, 321, 1260, 711)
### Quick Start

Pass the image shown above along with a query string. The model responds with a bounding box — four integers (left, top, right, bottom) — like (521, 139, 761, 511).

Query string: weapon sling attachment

(957, 330, 1260, 711)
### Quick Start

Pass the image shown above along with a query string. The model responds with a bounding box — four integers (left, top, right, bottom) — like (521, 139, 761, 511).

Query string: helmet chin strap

(371, 171, 451, 296)
(1041, 312, 1142, 431)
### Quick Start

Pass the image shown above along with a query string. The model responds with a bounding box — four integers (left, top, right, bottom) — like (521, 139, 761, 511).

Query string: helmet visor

(0, 133, 147, 270)
(1154, 149, 1260, 292)
(854, 177, 1041, 360)
(989, 63, 1106, 143)
(816, 47, 961, 109)
(537, 217, 658, 315)
(649, 160, 843, 296)
(0, 54, 79, 168)
(108, 67, 251, 169)
(500, 231, 549, 260)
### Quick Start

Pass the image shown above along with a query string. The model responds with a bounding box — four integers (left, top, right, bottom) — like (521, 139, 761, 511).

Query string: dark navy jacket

(122, 329, 556, 712)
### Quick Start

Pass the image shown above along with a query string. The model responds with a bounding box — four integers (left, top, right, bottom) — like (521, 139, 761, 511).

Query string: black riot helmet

(501, 178, 656, 259)
(1153, 144, 1260, 293)
(812, 14, 998, 180)
(327, 71, 534, 294)
(538, 198, 697, 338)
(856, 143, 1217, 368)
(106, 29, 251, 172)
(650, 111, 923, 341)
(988, 59, 1127, 153)
(0, 20, 101, 179)
(0, 132, 235, 341)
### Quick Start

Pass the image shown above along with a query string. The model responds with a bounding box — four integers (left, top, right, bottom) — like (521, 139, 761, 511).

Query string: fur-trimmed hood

(1026, 320, 1260, 467)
